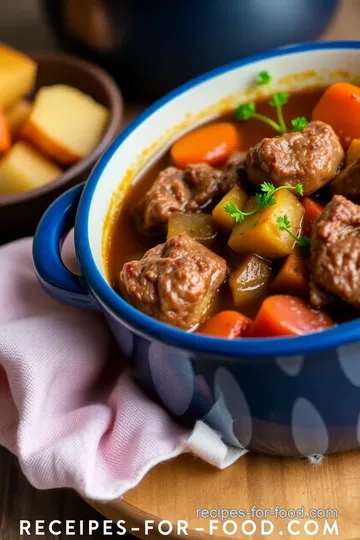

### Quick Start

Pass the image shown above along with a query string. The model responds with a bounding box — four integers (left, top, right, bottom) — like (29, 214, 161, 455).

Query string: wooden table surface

(2, 0, 360, 538)
(91, 451, 360, 540)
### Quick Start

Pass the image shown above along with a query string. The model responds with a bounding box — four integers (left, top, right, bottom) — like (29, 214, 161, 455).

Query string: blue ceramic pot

(34, 42, 360, 456)
(43, 0, 338, 98)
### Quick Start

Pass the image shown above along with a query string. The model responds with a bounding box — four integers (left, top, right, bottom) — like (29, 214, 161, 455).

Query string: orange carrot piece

(0, 111, 11, 154)
(198, 310, 252, 339)
(171, 122, 240, 169)
(272, 249, 309, 297)
(249, 295, 333, 338)
(302, 197, 324, 236)
(312, 82, 360, 149)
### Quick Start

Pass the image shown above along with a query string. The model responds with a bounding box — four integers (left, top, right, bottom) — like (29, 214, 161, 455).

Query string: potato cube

(0, 44, 37, 109)
(229, 254, 272, 313)
(212, 185, 248, 231)
(0, 141, 62, 195)
(272, 248, 309, 297)
(346, 138, 360, 166)
(5, 99, 31, 138)
(22, 84, 110, 164)
(167, 213, 217, 243)
(228, 189, 305, 259)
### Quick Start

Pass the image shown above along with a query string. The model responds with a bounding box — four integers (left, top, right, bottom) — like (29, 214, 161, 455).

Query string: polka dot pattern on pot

(138, 338, 360, 456)
(148, 342, 194, 416)
(292, 397, 329, 456)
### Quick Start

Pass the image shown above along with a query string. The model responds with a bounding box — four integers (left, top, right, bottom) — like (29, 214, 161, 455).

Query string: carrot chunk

(198, 310, 252, 339)
(272, 249, 309, 297)
(0, 110, 11, 153)
(249, 295, 333, 338)
(312, 82, 360, 149)
(171, 122, 240, 169)
(302, 197, 324, 236)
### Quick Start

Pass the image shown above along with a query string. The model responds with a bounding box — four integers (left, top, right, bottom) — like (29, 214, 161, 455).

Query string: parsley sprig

(256, 71, 272, 85)
(224, 182, 304, 224)
(254, 181, 303, 208)
(235, 71, 309, 134)
(225, 201, 258, 223)
(291, 116, 309, 132)
(277, 215, 311, 249)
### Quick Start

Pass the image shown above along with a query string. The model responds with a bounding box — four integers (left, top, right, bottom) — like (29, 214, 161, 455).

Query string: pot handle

(33, 184, 99, 311)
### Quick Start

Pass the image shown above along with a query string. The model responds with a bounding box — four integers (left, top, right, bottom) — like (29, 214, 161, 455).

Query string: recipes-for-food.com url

(196, 506, 339, 522)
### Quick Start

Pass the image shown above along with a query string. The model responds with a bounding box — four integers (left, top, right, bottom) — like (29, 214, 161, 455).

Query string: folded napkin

(0, 237, 246, 501)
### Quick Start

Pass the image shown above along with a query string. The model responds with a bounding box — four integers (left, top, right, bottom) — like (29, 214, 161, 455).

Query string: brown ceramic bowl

(0, 50, 123, 243)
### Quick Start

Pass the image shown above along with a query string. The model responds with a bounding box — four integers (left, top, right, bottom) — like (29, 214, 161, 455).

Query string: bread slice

(0, 141, 62, 195)
(0, 44, 37, 109)
(5, 99, 32, 138)
(0, 112, 11, 154)
(22, 85, 110, 165)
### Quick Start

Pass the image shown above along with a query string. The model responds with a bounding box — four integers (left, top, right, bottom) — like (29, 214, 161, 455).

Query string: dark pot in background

(42, 0, 339, 99)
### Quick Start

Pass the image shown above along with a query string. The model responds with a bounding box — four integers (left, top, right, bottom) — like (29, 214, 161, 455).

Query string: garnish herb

(236, 103, 284, 133)
(277, 215, 311, 249)
(224, 182, 303, 224)
(292, 116, 309, 132)
(269, 91, 289, 133)
(224, 201, 258, 223)
(256, 71, 272, 86)
(254, 182, 303, 208)
(235, 70, 308, 134)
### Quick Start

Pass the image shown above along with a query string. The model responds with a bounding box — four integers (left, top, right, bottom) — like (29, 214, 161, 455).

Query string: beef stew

(105, 77, 360, 339)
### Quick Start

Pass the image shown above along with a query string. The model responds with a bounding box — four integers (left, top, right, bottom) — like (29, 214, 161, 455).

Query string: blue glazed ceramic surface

(33, 42, 360, 456)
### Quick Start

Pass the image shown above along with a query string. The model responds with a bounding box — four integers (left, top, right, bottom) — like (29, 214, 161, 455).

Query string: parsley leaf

(277, 215, 292, 231)
(255, 192, 276, 208)
(224, 202, 244, 223)
(235, 102, 256, 121)
(225, 183, 305, 224)
(256, 182, 303, 208)
(269, 92, 290, 108)
(276, 214, 311, 249)
(259, 181, 275, 193)
(235, 70, 307, 134)
(224, 202, 258, 223)
(291, 116, 309, 132)
(256, 70, 272, 86)
(297, 236, 312, 249)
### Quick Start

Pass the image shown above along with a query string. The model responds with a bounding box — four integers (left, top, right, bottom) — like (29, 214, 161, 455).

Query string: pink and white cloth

(0, 237, 245, 501)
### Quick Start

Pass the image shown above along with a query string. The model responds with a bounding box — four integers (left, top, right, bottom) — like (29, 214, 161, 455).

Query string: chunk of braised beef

(332, 157, 360, 203)
(140, 152, 245, 231)
(183, 163, 224, 211)
(119, 232, 227, 329)
(143, 167, 190, 230)
(309, 281, 334, 310)
(310, 195, 360, 309)
(246, 121, 344, 196)
(222, 150, 248, 192)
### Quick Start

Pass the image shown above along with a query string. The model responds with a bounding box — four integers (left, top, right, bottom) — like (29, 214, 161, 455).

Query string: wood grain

(0, 447, 112, 540)
(92, 451, 360, 540)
